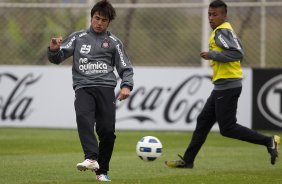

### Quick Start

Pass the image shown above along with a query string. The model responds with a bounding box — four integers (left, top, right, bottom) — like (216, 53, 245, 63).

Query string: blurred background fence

(0, 0, 281, 67)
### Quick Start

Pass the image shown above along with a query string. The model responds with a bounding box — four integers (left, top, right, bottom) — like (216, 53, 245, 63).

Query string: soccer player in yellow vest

(165, 0, 280, 169)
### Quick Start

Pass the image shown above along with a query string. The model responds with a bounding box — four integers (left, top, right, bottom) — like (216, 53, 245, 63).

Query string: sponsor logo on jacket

(65, 36, 76, 48)
(116, 44, 127, 67)
(78, 58, 108, 75)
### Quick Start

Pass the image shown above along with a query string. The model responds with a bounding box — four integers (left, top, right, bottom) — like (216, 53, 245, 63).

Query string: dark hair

(90, 0, 116, 21)
(209, 0, 227, 14)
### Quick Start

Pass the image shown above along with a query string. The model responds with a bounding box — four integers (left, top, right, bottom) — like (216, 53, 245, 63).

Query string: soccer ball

(136, 136, 162, 161)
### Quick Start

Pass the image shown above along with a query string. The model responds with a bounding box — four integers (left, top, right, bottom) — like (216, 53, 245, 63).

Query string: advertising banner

(0, 66, 75, 128)
(0, 66, 252, 130)
(252, 68, 282, 130)
(116, 67, 252, 131)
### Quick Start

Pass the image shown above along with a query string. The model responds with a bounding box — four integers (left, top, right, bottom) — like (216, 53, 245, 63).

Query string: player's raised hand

(49, 36, 62, 51)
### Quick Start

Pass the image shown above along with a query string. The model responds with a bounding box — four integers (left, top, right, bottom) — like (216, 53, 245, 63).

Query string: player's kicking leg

(76, 159, 99, 171)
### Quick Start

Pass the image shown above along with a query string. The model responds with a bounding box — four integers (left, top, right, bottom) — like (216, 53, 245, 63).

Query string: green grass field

(0, 128, 281, 184)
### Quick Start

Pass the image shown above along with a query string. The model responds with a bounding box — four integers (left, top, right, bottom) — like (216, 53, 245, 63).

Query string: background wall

(252, 68, 282, 130)
(0, 66, 252, 130)
(0, 0, 281, 130)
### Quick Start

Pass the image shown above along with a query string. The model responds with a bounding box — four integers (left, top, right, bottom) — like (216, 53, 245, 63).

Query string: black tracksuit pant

(183, 87, 272, 164)
(74, 86, 116, 175)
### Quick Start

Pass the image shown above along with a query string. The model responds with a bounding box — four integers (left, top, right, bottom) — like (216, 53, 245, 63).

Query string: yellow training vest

(209, 22, 243, 82)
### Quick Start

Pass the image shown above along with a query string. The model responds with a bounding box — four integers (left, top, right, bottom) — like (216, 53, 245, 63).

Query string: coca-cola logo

(0, 73, 41, 121)
(257, 74, 282, 128)
(116, 74, 211, 125)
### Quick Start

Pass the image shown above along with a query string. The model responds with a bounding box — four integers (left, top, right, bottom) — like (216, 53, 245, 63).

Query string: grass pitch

(0, 128, 281, 184)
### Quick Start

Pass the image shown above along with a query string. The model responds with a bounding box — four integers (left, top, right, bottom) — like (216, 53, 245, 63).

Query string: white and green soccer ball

(136, 136, 162, 161)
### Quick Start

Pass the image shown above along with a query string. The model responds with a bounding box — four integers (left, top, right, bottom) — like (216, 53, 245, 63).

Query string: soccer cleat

(76, 159, 99, 171)
(96, 174, 111, 182)
(267, 135, 280, 165)
(165, 154, 194, 168)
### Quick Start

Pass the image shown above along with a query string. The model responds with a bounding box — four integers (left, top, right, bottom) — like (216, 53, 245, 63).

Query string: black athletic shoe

(165, 154, 194, 168)
(267, 135, 280, 165)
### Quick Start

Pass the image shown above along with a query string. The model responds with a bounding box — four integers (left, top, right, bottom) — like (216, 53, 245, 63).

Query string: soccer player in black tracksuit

(47, 0, 134, 181)
(165, 0, 280, 169)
